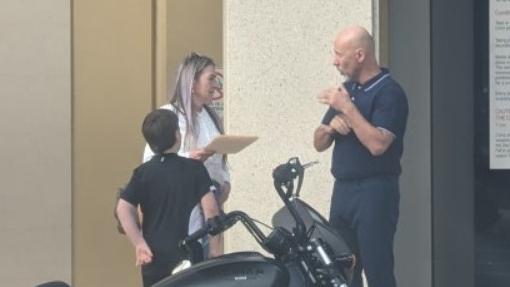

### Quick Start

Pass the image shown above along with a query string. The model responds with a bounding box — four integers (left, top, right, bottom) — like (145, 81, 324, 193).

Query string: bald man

(315, 26, 408, 287)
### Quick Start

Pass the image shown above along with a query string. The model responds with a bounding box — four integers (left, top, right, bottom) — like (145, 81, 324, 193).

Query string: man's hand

(135, 241, 153, 266)
(190, 148, 214, 162)
(318, 85, 354, 112)
(317, 85, 396, 156)
(330, 114, 352, 135)
(318, 124, 334, 135)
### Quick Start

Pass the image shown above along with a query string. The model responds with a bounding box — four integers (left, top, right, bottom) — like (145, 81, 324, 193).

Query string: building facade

(2, 0, 501, 286)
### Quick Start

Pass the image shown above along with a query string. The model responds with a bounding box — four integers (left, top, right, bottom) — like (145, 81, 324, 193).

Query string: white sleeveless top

(143, 104, 229, 184)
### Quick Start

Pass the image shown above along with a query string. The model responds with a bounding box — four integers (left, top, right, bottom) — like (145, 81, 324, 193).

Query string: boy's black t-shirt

(120, 153, 212, 275)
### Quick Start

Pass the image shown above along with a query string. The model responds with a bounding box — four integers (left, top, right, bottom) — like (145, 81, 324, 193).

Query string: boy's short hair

(142, 109, 179, 154)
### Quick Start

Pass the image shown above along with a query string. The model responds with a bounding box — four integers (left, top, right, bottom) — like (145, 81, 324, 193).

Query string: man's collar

(347, 68, 390, 92)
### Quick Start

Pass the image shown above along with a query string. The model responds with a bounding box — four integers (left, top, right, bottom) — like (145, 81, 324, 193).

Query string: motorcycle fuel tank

(153, 252, 289, 287)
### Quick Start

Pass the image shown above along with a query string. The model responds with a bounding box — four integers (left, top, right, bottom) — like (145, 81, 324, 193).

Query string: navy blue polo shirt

(321, 68, 408, 180)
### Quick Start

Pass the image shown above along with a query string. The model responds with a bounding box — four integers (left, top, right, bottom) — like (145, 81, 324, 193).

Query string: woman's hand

(189, 148, 214, 162)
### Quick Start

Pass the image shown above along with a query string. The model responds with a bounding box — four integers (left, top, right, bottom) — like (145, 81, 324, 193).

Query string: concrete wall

(73, 0, 152, 286)
(223, 0, 372, 253)
(389, 1, 432, 286)
(0, 1, 72, 285)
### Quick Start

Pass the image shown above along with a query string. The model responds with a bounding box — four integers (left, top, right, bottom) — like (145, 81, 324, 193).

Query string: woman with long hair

(143, 52, 230, 256)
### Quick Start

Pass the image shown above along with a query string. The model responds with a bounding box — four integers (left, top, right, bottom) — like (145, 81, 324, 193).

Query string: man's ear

(356, 48, 365, 63)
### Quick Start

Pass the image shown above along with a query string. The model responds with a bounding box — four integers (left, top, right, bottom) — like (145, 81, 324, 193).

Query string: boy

(116, 109, 221, 287)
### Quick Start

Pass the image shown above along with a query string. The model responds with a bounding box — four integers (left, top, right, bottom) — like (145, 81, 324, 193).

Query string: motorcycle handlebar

(181, 213, 230, 247)
(181, 211, 268, 249)
(182, 225, 209, 245)
(183, 157, 319, 249)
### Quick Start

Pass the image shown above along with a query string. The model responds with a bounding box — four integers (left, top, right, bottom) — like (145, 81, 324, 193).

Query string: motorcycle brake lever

(302, 160, 319, 169)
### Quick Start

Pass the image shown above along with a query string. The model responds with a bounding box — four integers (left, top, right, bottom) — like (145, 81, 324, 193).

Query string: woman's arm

(200, 191, 221, 258)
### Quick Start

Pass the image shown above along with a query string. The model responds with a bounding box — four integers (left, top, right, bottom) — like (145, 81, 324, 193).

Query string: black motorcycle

(154, 157, 357, 287)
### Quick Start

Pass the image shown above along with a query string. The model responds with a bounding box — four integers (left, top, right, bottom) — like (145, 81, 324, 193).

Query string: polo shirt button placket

(351, 84, 362, 101)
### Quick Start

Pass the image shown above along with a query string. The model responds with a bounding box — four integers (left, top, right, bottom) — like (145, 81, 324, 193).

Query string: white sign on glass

(490, 0, 510, 169)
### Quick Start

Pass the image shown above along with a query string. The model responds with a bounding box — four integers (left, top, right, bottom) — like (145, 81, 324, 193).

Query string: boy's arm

(200, 191, 221, 258)
(116, 199, 153, 266)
